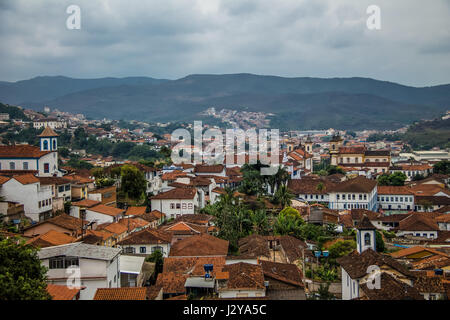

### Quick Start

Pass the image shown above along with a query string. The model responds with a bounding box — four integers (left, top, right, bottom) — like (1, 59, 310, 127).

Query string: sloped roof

(169, 233, 229, 257)
(27, 230, 76, 248)
(38, 242, 121, 261)
(151, 187, 197, 200)
(117, 228, 172, 245)
(360, 272, 423, 300)
(47, 284, 81, 300)
(88, 204, 124, 217)
(221, 262, 265, 290)
(24, 214, 87, 233)
(337, 249, 415, 279)
(260, 260, 303, 287)
(93, 287, 147, 300)
(0, 145, 51, 158)
(330, 176, 377, 193)
(38, 127, 59, 137)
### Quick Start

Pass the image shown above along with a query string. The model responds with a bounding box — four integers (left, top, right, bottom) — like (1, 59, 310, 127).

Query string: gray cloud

(0, 0, 449, 86)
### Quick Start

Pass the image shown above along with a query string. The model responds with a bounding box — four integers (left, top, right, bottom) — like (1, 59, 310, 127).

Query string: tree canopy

(0, 237, 51, 300)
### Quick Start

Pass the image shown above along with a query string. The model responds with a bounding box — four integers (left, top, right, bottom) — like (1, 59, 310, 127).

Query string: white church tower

(39, 126, 59, 152)
(356, 215, 377, 253)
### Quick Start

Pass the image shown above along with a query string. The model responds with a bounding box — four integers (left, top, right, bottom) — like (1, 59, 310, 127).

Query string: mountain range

(0, 74, 449, 130)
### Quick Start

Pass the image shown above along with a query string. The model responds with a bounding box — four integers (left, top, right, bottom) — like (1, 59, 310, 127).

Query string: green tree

(273, 212, 304, 237)
(273, 185, 294, 208)
(328, 240, 356, 259)
(375, 231, 385, 252)
(433, 160, 450, 175)
(279, 206, 300, 218)
(145, 249, 164, 275)
(0, 237, 51, 300)
(120, 165, 147, 202)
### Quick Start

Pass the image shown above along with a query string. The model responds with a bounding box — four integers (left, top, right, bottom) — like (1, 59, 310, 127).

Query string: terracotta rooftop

(47, 284, 81, 300)
(260, 260, 303, 287)
(71, 199, 101, 208)
(38, 126, 59, 137)
(27, 230, 76, 248)
(88, 204, 124, 217)
(377, 186, 415, 195)
(360, 272, 423, 300)
(126, 206, 147, 216)
(221, 262, 265, 291)
(194, 164, 225, 173)
(0, 144, 51, 158)
(330, 176, 377, 193)
(163, 256, 226, 277)
(24, 214, 87, 234)
(13, 174, 40, 185)
(337, 249, 415, 279)
(151, 187, 197, 200)
(169, 233, 229, 257)
(93, 287, 148, 300)
(156, 272, 188, 295)
(117, 228, 172, 245)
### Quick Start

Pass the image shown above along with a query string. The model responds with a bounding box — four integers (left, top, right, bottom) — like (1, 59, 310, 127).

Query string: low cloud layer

(0, 0, 449, 86)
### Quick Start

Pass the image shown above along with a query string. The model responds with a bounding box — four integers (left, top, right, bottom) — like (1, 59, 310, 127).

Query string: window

(114, 275, 116, 283)
(188, 203, 193, 209)
(58, 186, 64, 193)
(23, 162, 29, 170)
(342, 194, 346, 200)
(38, 201, 41, 208)
(352, 194, 355, 200)
(400, 197, 403, 202)
(124, 247, 136, 254)
(9, 162, 15, 170)
(152, 246, 163, 253)
(170, 203, 175, 209)
(337, 194, 340, 200)
(359, 194, 362, 200)
(53, 139, 57, 149)
(182, 203, 187, 209)
(176, 203, 181, 209)
(44, 163, 49, 173)
(140, 247, 146, 253)
(364, 233, 371, 246)
(49, 257, 79, 269)
(395, 197, 398, 202)
(65, 185, 70, 191)
(381, 197, 384, 201)
(43, 140, 48, 150)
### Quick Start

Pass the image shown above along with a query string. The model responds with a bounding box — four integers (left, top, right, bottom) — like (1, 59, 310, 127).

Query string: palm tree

(249, 209, 269, 235)
(274, 185, 294, 208)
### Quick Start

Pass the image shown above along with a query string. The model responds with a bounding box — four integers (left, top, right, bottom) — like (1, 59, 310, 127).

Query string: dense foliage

(0, 237, 51, 300)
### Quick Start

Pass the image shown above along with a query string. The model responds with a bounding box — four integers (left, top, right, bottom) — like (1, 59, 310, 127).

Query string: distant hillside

(0, 103, 29, 120)
(368, 118, 450, 150)
(0, 74, 449, 130)
(0, 76, 168, 104)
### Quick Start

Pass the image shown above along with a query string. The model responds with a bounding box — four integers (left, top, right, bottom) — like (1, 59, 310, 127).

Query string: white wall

(0, 179, 52, 222)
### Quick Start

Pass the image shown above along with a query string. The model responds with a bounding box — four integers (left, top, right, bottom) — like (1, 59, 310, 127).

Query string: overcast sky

(0, 0, 449, 86)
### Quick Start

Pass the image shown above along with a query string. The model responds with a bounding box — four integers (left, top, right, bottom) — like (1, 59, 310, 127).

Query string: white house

(328, 176, 378, 211)
(38, 243, 121, 300)
(377, 186, 415, 212)
(117, 228, 172, 257)
(85, 204, 125, 224)
(0, 174, 53, 222)
(150, 187, 198, 219)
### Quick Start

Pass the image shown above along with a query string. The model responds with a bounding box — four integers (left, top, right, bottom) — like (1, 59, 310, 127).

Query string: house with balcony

(0, 174, 53, 222)
(38, 243, 121, 300)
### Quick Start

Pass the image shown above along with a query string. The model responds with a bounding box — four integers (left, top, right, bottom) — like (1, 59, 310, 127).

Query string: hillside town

(0, 104, 450, 301)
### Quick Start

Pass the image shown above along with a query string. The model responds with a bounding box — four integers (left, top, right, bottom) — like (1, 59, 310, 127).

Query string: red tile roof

(151, 187, 197, 200)
(88, 204, 124, 217)
(169, 233, 229, 257)
(47, 284, 80, 300)
(93, 287, 148, 300)
(0, 145, 51, 158)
